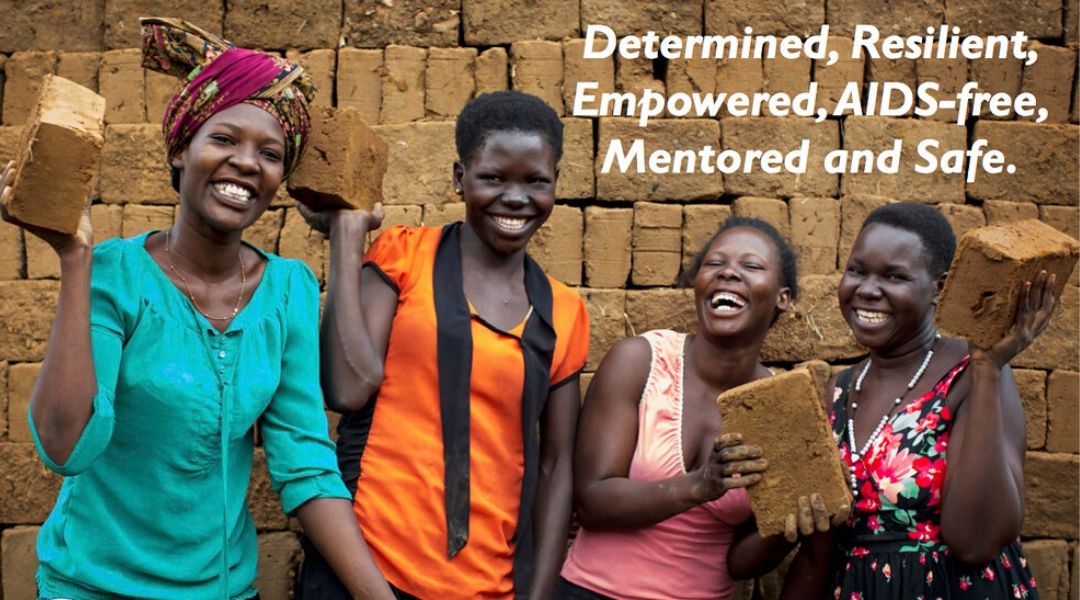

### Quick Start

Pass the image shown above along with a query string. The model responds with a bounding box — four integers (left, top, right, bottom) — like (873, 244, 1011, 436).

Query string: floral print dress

(829, 356, 1039, 600)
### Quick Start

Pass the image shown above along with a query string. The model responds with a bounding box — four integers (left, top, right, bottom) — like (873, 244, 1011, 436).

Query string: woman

(0, 18, 392, 600)
(802, 202, 1047, 598)
(559, 217, 834, 599)
(297, 91, 590, 599)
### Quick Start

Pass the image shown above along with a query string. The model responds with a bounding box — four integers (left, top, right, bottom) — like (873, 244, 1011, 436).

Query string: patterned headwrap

(140, 17, 315, 177)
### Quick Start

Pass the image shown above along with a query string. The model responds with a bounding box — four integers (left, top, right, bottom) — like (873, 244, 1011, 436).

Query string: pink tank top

(561, 330, 753, 599)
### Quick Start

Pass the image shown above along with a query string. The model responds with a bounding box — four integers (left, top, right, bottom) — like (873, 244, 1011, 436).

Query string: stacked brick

(1, 1, 1078, 599)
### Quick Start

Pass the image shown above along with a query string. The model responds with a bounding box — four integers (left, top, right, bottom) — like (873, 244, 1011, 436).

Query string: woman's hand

(971, 270, 1057, 369)
(691, 432, 766, 504)
(782, 493, 850, 543)
(0, 160, 93, 256)
(298, 202, 384, 239)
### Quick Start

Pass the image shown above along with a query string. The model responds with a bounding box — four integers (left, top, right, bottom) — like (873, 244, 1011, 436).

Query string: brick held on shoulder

(287, 106, 388, 212)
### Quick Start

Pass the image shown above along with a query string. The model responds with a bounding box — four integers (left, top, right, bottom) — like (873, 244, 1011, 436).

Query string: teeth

(855, 309, 891, 324)
(710, 291, 746, 310)
(493, 215, 528, 231)
(214, 182, 252, 202)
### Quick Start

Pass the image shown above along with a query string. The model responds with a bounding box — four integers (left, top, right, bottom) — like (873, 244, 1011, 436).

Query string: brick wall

(0, 1, 1077, 599)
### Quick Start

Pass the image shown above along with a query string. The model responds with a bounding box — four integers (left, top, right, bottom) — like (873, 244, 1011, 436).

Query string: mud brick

(422, 202, 465, 228)
(0, 219, 24, 280)
(1073, 546, 1079, 600)
(56, 52, 101, 92)
(789, 197, 839, 275)
(826, 0, 943, 36)
(1024, 539, 1069, 600)
(104, 2, 223, 48)
(278, 207, 324, 284)
(227, 0, 339, 49)
(596, 118, 721, 201)
(579, 372, 593, 399)
(682, 204, 732, 269)
(337, 49, 383, 125)
(242, 209, 283, 254)
(1070, 0, 1080, 44)
(984, 200, 1039, 225)
(0, 361, 6, 439)
(866, 56, 916, 117)
(529, 205, 583, 285)
(426, 47, 477, 119)
(0, 1, 104, 52)
(2, 525, 41, 600)
(2, 51, 58, 126)
(5, 76, 105, 235)
(838, 195, 892, 264)
(969, 122, 1079, 205)
(511, 41, 565, 116)
(916, 57, 968, 123)
(284, 49, 336, 107)
(841, 117, 965, 204)
(6, 362, 39, 443)
(374, 122, 456, 205)
(0, 126, 24, 163)
(564, 39, 615, 115)
(121, 204, 173, 237)
(1014, 284, 1078, 370)
(582, 289, 626, 371)
(762, 274, 863, 362)
(722, 118, 839, 198)
(0, 442, 62, 521)
(666, 57, 716, 119)
(344, 0, 459, 48)
(815, 37, 863, 115)
(247, 447, 288, 530)
(938, 220, 1078, 350)
(705, 0, 823, 37)
(936, 203, 985, 238)
(381, 205, 423, 230)
(558, 118, 594, 200)
(616, 54, 662, 102)
(1023, 452, 1079, 538)
(25, 235, 59, 279)
(582, 0, 700, 36)
(632, 202, 682, 286)
(91, 203, 123, 242)
(970, 57, 1022, 119)
(623, 288, 696, 337)
(144, 70, 178, 124)
(463, 0, 578, 46)
(732, 197, 789, 238)
(256, 532, 301, 600)
(380, 46, 426, 124)
(475, 48, 509, 94)
(1040, 205, 1080, 244)
(1020, 43, 1077, 125)
(0, 55, 5, 124)
(99, 49, 146, 125)
(945, 0, 1061, 38)
(1014, 369, 1047, 450)
(99, 124, 177, 204)
(584, 207, 632, 288)
(289, 107, 388, 212)
(714, 58, 763, 115)
(717, 365, 852, 537)
(762, 55, 810, 98)
(1046, 370, 1079, 454)
(0, 281, 57, 361)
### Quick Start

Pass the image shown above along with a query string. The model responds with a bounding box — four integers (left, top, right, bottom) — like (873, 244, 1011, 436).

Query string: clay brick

(91, 203, 123, 242)
(865, 56, 916, 117)
(665, 57, 717, 120)
(838, 195, 892, 265)
(632, 202, 682, 286)
(1014, 284, 1079, 370)
(582, 0, 701, 36)
(1014, 368, 1048, 450)
(761, 274, 863, 362)
(6, 362, 39, 443)
(463, 0, 578, 45)
(564, 39, 616, 116)
(582, 289, 626, 371)
(717, 365, 851, 537)
(714, 58, 763, 115)
(426, 47, 477, 120)
(289, 107, 388, 211)
(1023, 452, 1079, 538)
(337, 49, 383, 125)
(624, 288, 696, 337)
(916, 57, 968, 123)
(374, 122, 456, 205)
(144, 70, 177, 124)
(0, 218, 24, 280)
(0, 55, 5, 124)
(1046, 370, 1079, 454)
(0, 442, 62, 522)
(841, 117, 966, 204)
(227, 0, 340, 49)
(705, 0, 823, 36)
(938, 220, 1078, 350)
(971, 57, 1023, 119)
(815, 37, 863, 114)
(732, 197, 789, 238)
(584, 207, 632, 288)
(827, 0, 943, 37)
(1024, 539, 1069, 600)
(104, 2, 223, 49)
(789, 197, 839, 275)
(2, 51, 58, 126)
(256, 531, 302, 600)
(721, 118, 839, 198)
(1040, 206, 1080, 240)
(511, 41, 565, 116)
(380, 205, 423, 230)
(278, 207, 324, 284)
(422, 202, 465, 228)
(99, 49, 146, 125)
(579, 371, 593, 400)
(380, 46, 426, 124)
(1, 525, 40, 600)
(936, 203, 985, 238)
(1073, 545, 1079, 600)
(0, 281, 57, 361)
(1020, 43, 1077, 124)
(344, 0, 458, 48)
(616, 54, 663, 101)
(945, 0, 1061, 38)
(558, 118, 594, 200)
(529, 205, 583, 285)
(99, 124, 175, 204)
(984, 200, 1039, 225)
(763, 55, 811, 97)
(285, 49, 336, 107)
(248, 447, 288, 530)
(25, 235, 59, 279)
(596, 118, 722, 201)
(242, 209, 283, 254)
(0, 1, 104, 52)
(1070, 0, 1080, 44)
(475, 48, 509, 94)
(682, 204, 732, 270)
(5, 76, 105, 235)
(969, 122, 1079, 205)
(0, 126, 24, 164)
(56, 52, 101, 92)
(122, 204, 173, 238)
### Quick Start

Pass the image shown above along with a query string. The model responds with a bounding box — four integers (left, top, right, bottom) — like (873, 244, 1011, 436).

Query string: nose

(228, 143, 259, 173)
(501, 183, 528, 207)
(855, 276, 883, 300)
(716, 264, 740, 281)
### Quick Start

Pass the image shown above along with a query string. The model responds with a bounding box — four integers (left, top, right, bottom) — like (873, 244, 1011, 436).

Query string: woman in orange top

(297, 91, 590, 599)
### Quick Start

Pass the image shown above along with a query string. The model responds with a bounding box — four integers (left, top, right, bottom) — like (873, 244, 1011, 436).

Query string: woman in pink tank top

(560, 217, 834, 599)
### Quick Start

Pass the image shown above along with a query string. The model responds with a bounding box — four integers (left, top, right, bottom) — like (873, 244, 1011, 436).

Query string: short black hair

(455, 91, 564, 164)
(861, 203, 956, 278)
(681, 216, 800, 301)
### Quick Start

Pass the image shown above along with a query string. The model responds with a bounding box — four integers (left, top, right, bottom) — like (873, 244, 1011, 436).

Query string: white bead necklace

(845, 333, 941, 497)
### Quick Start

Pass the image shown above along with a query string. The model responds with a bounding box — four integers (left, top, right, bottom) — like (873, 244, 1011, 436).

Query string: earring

(454, 187, 463, 195)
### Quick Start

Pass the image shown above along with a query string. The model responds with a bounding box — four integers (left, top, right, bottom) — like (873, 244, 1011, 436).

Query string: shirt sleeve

(260, 262, 351, 514)
(361, 225, 418, 295)
(30, 239, 127, 476)
(551, 294, 590, 389)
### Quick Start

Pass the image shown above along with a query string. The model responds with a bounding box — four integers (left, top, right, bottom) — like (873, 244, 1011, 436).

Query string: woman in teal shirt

(0, 18, 394, 600)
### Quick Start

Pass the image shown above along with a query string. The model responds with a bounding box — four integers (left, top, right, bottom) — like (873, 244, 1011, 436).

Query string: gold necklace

(163, 230, 247, 321)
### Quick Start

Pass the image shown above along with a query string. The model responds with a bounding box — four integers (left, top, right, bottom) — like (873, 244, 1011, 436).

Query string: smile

(492, 215, 529, 232)
(213, 182, 254, 205)
(709, 291, 747, 313)
(855, 309, 892, 324)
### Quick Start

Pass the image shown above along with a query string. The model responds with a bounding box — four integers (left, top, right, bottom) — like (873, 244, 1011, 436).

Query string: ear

(452, 160, 465, 194)
(932, 272, 948, 305)
(553, 165, 561, 183)
(775, 286, 793, 313)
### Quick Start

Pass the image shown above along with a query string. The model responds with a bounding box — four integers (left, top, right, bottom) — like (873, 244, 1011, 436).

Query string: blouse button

(218, 350, 227, 359)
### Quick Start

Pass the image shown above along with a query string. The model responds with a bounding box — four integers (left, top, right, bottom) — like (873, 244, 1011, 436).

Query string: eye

(845, 266, 864, 276)
(479, 173, 502, 182)
(261, 148, 283, 162)
(743, 262, 764, 270)
(528, 176, 552, 186)
(210, 134, 234, 145)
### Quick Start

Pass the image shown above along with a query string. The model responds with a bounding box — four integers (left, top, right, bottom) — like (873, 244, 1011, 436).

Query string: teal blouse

(31, 232, 350, 600)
